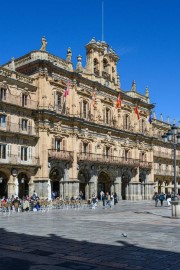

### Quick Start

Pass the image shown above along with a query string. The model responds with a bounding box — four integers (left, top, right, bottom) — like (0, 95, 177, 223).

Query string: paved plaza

(0, 201, 180, 270)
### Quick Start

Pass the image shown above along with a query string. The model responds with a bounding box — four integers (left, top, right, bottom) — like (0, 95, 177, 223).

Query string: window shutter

(52, 137, 55, 150)
(103, 146, 105, 157)
(54, 91, 57, 109)
(62, 139, 66, 151)
(80, 101, 82, 117)
(103, 108, 105, 123)
(88, 143, 92, 153)
(7, 115, 10, 130)
(79, 142, 83, 153)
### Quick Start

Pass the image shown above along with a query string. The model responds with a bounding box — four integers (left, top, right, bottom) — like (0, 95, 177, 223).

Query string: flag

(92, 92, 96, 107)
(134, 105, 140, 120)
(116, 93, 122, 109)
(148, 114, 152, 124)
(64, 80, 70, 97)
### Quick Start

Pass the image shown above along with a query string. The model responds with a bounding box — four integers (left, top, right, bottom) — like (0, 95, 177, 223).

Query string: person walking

(166, 192, 171, 206)
(159, 192, 165, 206)
(154, 192, 159, 207)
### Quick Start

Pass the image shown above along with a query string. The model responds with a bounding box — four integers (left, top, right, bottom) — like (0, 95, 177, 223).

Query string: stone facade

(0, 37, 179, 200)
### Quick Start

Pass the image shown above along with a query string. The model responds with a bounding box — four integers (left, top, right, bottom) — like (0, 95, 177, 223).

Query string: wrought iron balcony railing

(154, 168, 180, 177)
(0, 123, 38, 136)
(0, 93, 38, 109)
(48, 149, 73, 161)
(139, 161, 153, 169)
(77, 152, 140, 167)
(0, 155, 40, 166)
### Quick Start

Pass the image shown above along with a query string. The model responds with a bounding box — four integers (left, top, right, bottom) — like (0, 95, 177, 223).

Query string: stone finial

(76, 55, 83, 72)
(153, 111, 156, 119)
(132, 80, 136, 91)
(167, 116, 170, 124)
(40, 36, 47, 51)
(66, 47, 72, 63)
(117, 74, 120, 87)
(160, 113, 163, 121)
(145, 86, 149, 97)
(11, 57, 15, 71)
(90, 37, 96, 43)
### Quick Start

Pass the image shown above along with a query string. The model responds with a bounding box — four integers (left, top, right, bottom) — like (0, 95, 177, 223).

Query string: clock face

(12, 169, 18, 176)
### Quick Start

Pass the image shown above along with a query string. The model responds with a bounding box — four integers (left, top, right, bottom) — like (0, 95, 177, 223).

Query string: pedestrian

(166, 192, 171, 206)
(100, 190, 104, 201)
(159, 192, 165, 206)
(114, 192, 118, 205)
(154, 192, 159, 207)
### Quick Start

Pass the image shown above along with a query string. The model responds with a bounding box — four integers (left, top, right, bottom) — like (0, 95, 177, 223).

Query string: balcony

(77, 152, 140, 167)
(0, 123, 38, 136)
(139, 161, 152, 169)
(0, 155, 40, 166)
(48, 149, 73, 161)
(154, 169, 180, 177)
(0, 93, 38, 109)
(154, 151, 180, 161)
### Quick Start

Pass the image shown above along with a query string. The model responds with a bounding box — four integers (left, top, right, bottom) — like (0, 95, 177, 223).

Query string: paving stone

(0, 201, 180, 270)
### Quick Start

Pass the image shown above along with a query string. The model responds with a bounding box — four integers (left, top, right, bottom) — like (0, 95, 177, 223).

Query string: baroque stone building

(0, 37, 179, 200)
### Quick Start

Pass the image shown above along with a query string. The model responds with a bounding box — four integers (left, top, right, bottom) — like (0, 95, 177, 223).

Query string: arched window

(94, 58, 99, 76)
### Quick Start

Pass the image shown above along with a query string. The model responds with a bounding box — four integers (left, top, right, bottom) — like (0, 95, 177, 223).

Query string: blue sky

(0, 0, 180, 123)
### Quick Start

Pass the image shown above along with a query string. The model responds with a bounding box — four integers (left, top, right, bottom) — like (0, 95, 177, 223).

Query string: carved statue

(40, 36, 47, 51)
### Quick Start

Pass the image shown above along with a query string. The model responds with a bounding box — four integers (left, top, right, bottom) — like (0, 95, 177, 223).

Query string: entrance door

(51, 181, 59, 198)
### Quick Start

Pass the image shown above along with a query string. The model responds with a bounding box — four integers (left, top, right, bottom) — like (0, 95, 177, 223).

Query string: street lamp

(162, 124, 180, 200)
(0, 177, 3, 183)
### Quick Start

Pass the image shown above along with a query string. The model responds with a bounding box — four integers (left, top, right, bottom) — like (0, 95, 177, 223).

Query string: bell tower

(84, 38, 120, 90)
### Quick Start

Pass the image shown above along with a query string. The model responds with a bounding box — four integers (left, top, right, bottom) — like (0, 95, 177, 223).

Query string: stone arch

(78, 169, 91, 199)
(121, 169, 132, 200)
(49, 166, 64, 198)
(0, 171, 8, 198)
(97, 170, 113, 198)
(17, 172, 30, 198)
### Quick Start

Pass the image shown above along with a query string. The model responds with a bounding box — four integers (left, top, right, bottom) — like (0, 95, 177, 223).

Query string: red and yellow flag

(135, 105, 140, 120)
(116, 93, 122, 109)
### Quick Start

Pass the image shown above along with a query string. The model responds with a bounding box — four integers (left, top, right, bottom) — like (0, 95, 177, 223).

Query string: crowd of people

(153, 191, 180, 207)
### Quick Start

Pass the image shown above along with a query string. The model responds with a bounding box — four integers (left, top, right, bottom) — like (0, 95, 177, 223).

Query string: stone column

(59, 180, 64, 198)
(28, 177, 34, 197)
(114, 176, 122, 201)
(7, 175, 15, 198)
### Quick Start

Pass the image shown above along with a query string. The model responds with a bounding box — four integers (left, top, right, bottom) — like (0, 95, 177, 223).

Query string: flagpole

(102, 0, 104, 41)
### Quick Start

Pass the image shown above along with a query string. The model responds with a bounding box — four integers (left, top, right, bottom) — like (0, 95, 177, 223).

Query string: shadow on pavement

(0, 228, 179, 270)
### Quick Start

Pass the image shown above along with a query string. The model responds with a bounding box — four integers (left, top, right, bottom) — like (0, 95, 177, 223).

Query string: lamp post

(162, 124, 180, 200)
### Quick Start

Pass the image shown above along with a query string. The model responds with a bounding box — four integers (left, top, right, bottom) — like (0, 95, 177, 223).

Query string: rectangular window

(83, 143, 88, 154)
(22, 119, 28, 131)
(21, 147, 28, 161)
(0, 115, 6, 127)
(55, 139, 61, 152)
(0, 88, 6, 101)
(0, 144, 6, 159)
(83, 101, 87, 118)
(106, 108, 110, 124)
(22, 94, 28, 107)
(106, 147, 110, 157)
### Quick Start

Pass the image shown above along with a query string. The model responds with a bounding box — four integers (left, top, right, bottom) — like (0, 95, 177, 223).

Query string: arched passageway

(121, 173, 131, 200)
(97, 171, 112, 198)
(78, 169, 90, 199)
(0, 172, 8, 198)
(18, 173, 29, 198)
(49, 167, 62, 198)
